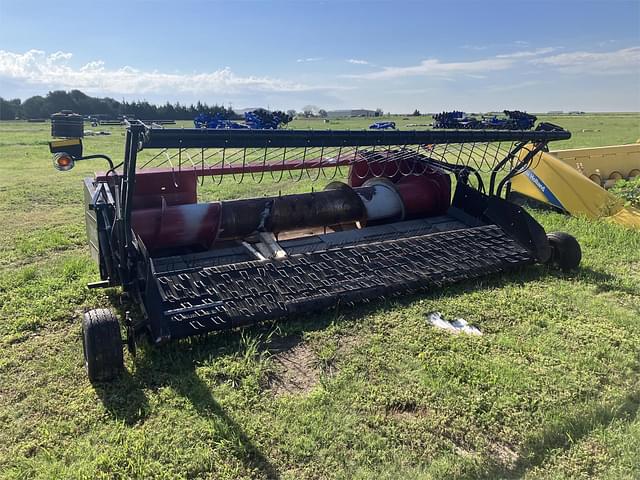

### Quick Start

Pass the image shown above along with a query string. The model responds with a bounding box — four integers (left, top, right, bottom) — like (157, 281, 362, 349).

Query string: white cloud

(346, 57, 513, 80)
(496, 47, 558, 59)
(597, 39, 616, 47)
(532, 46, 640, 74)
(461, 45, 488, 51)
(347, 59, 370, 65)
(344, 46, 638, 81)
(0, 49, 315, 95)
(48, 51, 73, 63)
(296, 57, 322, 63)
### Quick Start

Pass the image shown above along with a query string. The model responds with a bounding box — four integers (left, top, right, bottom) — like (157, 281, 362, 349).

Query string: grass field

(0, 114, 639, 479)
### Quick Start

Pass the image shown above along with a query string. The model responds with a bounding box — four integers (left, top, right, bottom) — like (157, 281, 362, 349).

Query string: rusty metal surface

(281, 217, 467, 254)
(150, 224, 532, 339)
(218, 188, 366, 240)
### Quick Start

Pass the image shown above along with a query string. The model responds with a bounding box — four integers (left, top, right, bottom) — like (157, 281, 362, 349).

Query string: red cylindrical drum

(394, 173, 451, 218)
(132, 202, 222, 250)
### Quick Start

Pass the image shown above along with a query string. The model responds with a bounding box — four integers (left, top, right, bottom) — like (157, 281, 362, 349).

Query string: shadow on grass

(480, 391, 640, 480)
(93, 370, 150, 426)
(94, 328, 281, 478)
(145, 347, 281, 478)
(572, 266, 639, 296)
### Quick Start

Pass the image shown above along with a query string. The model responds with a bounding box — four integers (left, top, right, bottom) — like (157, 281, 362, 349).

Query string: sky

(0, 0, 639, 113)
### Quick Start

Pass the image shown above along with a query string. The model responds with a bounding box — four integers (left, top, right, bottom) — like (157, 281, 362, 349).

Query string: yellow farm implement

(510, 144, 640, 229)
(552, 144, 640, 188)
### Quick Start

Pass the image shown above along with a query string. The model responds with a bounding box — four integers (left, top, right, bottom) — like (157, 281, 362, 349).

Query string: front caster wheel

(82, 308, 124, 382)
(547, 232, 581, 272)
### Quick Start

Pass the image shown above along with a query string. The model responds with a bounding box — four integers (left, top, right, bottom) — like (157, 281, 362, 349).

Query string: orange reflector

(53, 152, 75, 171)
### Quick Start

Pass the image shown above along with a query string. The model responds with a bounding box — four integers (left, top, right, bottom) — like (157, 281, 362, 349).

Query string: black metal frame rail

(139, 126, 571, 150)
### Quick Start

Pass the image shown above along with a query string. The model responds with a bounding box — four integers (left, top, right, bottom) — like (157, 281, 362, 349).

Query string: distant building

(547, 110, 564, 114)
(327, 109, 377, 118)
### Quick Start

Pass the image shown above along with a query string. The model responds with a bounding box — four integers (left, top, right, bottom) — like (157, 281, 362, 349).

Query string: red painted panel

(96, 169, 198, 210)
(131, 169, 197, 209)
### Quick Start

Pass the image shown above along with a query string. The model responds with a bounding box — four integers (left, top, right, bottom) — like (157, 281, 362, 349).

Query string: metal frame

(85, 123, 570, 343)
(138, 125, 569, 149)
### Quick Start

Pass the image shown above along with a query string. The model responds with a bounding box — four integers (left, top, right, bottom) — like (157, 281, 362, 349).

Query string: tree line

(0, 90, 242, 121)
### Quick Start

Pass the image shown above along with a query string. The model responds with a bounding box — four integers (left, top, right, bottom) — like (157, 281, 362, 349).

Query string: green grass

(611, 177, 640, 208)
(0, 115, 639, 479)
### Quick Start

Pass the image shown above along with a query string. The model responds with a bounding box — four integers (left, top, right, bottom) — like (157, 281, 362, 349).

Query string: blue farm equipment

(433, 110, 537, 130)
(369, 121, 396, 130)
(194, 113, 247, 129)
(195, 110, 293, 130)
(432, 111, 481, 129)
(482, 115, 510, 129)
(244, 109, 293, 129)
(502, 110, 537, 130)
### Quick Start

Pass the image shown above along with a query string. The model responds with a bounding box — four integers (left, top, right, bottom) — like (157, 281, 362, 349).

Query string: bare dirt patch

(267, 336, 319, 396)
(489, 442, 519, 468)
(265, 333, 361, 396)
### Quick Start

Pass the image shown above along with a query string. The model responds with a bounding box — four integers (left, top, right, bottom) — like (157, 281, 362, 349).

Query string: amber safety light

(53, 152, 75, 171)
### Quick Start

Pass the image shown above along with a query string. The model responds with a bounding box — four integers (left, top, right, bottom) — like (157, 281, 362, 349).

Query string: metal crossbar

(139, 127, 570, 149)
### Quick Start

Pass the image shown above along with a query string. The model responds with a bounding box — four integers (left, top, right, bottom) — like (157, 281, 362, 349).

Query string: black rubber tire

(82, 309, 124, 382)
(547, 232, 582, 272)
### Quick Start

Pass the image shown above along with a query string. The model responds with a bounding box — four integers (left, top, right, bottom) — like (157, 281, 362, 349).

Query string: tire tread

(83, 308, 124, 382)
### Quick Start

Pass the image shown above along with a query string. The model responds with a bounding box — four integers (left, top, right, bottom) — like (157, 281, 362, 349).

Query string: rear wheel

(82, 309, 124, 382)
(547, 232, 581, 272)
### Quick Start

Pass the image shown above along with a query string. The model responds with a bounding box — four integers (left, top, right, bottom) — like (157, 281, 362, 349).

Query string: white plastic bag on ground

(427, 312, 482, 336)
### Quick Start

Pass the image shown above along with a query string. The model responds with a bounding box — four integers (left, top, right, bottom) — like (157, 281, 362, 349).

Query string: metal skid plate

(148, 224, 532, 340)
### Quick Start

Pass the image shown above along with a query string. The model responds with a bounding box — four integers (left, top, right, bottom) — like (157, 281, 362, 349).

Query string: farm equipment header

(47, 117, 580, 382)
